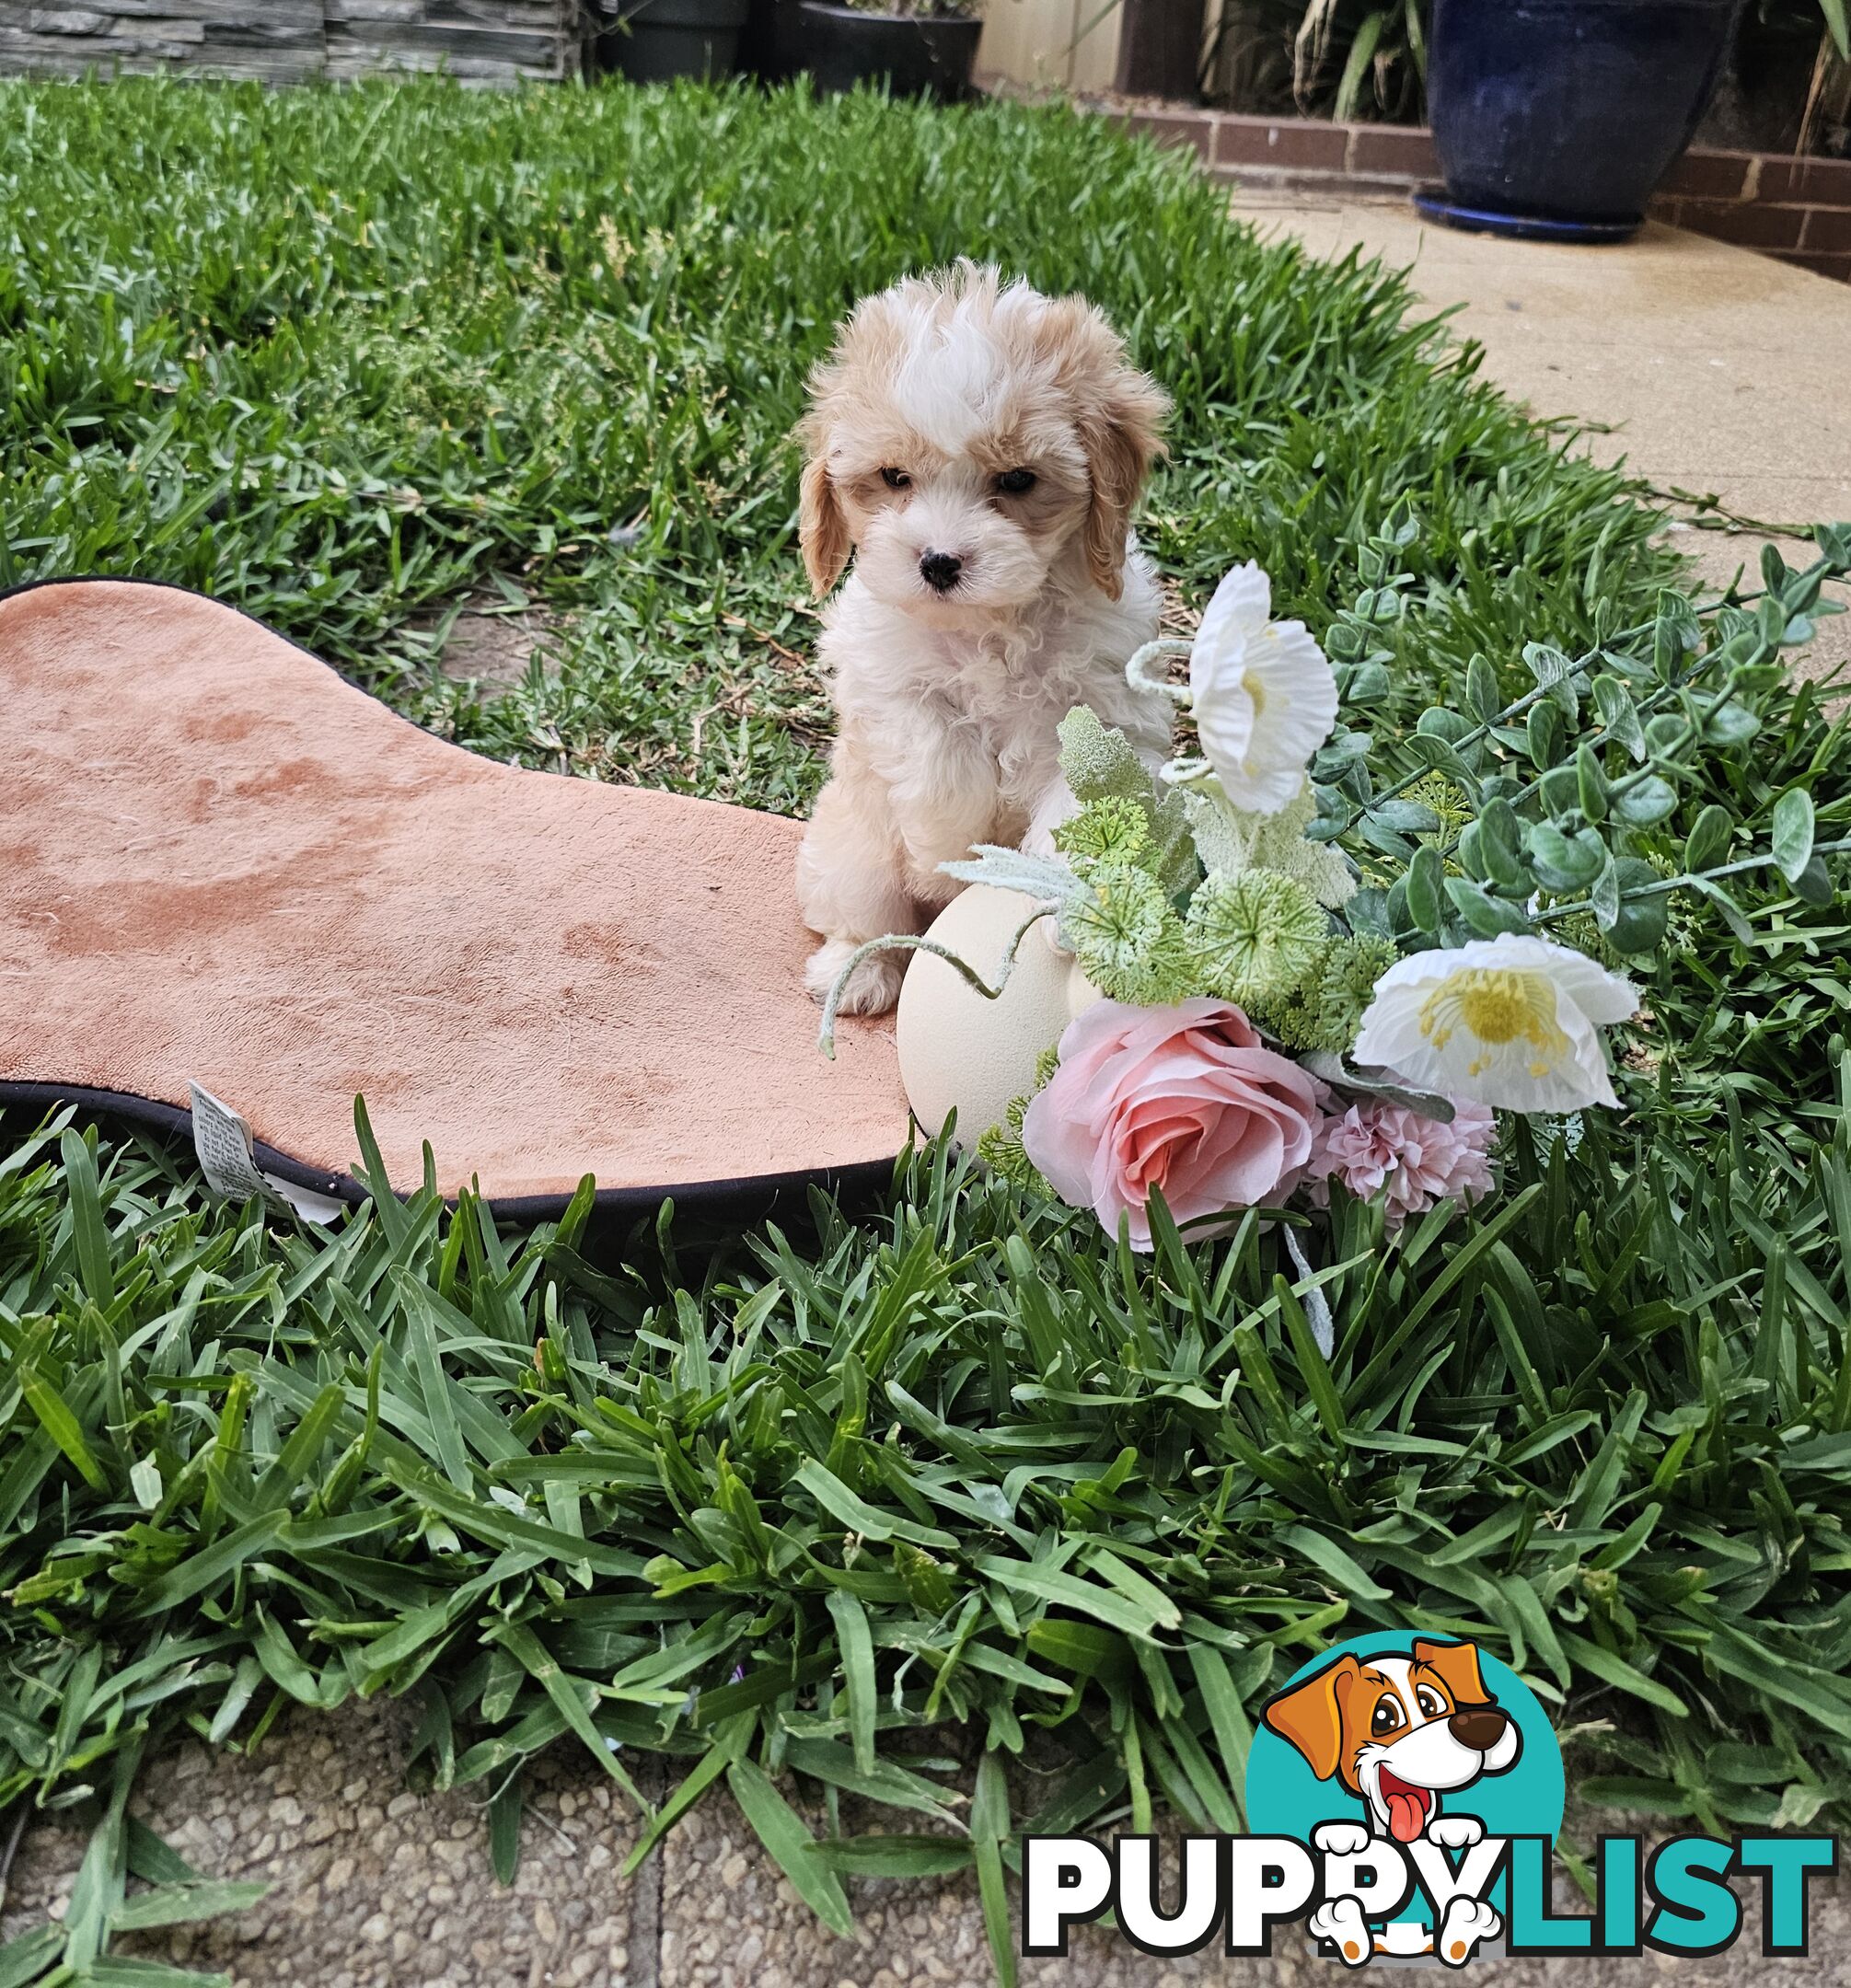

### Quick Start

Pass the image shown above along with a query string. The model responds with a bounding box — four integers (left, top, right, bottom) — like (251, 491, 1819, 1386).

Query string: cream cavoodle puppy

(794, 261, 1173, 1015)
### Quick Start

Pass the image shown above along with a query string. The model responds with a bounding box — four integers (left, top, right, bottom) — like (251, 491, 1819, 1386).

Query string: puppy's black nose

(920, 549, 963, 594)
(1449, 1707, 1508, 1751)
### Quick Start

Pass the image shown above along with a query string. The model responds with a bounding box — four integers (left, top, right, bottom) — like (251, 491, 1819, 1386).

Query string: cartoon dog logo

(1262, 1638, 1521, 1963)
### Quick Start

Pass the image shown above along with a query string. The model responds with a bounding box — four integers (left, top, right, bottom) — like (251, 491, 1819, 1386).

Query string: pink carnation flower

(1308, 1096, 1497, 1229)
(1022, 999, 1324, 1249)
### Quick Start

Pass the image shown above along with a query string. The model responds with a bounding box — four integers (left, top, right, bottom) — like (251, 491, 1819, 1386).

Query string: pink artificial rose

(1308, 1095, 1497, 1230)
(1021, 999, 1324, 1249)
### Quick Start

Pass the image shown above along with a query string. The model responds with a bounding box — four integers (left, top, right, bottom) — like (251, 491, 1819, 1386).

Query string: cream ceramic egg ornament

(896, 884, 1100, 1145)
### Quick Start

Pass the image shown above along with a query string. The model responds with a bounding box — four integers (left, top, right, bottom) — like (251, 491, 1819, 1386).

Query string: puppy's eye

(880, 467, 910, 491)
(994, 468, 1037, 495)
(1371, 1700, 1403, 1736)
(1416, 1687, 1446, 1719)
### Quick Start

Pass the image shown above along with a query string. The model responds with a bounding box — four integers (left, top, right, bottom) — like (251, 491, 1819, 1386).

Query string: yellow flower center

(1418, 966, 1569, 1080)
(1242, 669, 1266, 719)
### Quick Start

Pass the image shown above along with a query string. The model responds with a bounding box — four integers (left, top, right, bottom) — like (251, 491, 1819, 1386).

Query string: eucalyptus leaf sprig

(1313, 526, 1839, 842)
(1311, 522, 1851, 961)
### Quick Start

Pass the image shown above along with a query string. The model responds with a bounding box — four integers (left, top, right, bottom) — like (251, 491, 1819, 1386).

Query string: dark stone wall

(0, 1, 587, 83)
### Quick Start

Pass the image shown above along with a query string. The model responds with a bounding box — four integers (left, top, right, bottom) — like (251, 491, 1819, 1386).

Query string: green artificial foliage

(1058, 707, 1200, 895)
(976, 1046, 1062, 1196)
(975, 1104, 1040, 1193)
(1056, 706, 1152, 806)
(1183, 867, 1331, 1010)
(1261, 932, 1401, 1054)
(1061, 862, 1195, 1004)
(975, 1050, 1062, 1196)
(1144, 787, 1202, 898)
(1053, 795, 1151, 866)
(1054, 711, 1198, 896)
(1183, 785, 1356, 908)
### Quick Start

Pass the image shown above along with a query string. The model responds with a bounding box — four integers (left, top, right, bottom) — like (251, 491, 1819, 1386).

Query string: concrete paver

(657, 1790, 1326, 1988)
(1224, 196, 1851, 521)
(1227, 191, 1851, 682)
(6, 1712, 1848, 1983)
(653, 1793, 1851, 1987)
(0, 1705, 651, 1988)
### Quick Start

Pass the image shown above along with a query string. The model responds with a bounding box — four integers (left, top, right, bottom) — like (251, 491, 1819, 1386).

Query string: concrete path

(6, 1710, 1849, 1987)
(1227, 192, 1851, 679)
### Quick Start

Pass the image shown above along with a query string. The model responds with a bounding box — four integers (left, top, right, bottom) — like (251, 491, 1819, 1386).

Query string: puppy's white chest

(933, 647, 1032, 724)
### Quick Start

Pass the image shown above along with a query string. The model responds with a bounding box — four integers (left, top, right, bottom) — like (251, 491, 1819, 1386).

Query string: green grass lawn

(4, 75, 1850, 1983)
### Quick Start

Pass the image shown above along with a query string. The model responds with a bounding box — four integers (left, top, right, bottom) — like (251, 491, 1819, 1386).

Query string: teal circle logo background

(1244, 1634, 1565, 1850)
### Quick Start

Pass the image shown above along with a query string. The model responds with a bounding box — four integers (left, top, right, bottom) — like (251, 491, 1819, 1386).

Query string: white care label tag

(187, 1082, 347, 1226)
(188, 1081, 273, 1202)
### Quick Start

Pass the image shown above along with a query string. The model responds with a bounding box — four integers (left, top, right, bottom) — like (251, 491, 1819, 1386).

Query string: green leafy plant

(1304, 526, 1851, 961)
(1209, 0, 1847, 127)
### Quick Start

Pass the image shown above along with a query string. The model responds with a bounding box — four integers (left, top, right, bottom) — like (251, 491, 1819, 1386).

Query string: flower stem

(1124, 638, 1196, 704)
(816, 907, 1056, 1058)
(1533, 835, 1851, 925)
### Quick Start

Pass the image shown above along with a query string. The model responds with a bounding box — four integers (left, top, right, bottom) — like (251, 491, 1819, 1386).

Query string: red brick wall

(1655, 150, 1851, 282)
(1093, 105, 1851, 283)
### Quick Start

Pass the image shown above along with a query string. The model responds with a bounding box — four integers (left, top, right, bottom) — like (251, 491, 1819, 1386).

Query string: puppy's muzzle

(1448, 1706, 1509, 1751)
(919, 549, 964, 594)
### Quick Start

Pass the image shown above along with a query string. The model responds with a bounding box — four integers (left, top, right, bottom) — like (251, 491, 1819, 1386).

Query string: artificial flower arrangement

(821, 520, 1849, 1260)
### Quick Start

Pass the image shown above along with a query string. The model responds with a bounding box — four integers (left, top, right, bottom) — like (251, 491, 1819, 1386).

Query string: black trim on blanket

(0, 1078, 901, 1228)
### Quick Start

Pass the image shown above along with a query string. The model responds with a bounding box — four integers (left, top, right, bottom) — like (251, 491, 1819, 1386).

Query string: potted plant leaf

(787, 0, 984, 100)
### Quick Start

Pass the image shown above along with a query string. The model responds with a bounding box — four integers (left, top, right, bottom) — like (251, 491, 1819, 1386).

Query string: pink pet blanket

(0, 580, 908, 1216)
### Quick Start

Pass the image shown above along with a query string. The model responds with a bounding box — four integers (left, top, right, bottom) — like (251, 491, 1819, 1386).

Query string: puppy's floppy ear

(1412, 1639, 1492, 1707)
(1078, 367, 1169, 602)
(1262, 1655, 1359, 1783)
(1041, 298, 1170, 603)
(800, 449, 850, 598)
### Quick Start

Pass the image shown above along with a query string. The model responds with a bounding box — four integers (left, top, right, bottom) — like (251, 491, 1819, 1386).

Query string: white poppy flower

(1352, 933, 1639, 1114)
(1186, 561, 1339, 815)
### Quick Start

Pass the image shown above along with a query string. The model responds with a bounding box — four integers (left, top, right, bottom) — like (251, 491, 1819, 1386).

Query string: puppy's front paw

(1426, 1816, 1485, 1850)
(806, 940, 906, 1015)
(1436, 1897, 1500, 1967)
(1309, 1899, 1371, 1968)
(1313, 1822, 1372, 1857)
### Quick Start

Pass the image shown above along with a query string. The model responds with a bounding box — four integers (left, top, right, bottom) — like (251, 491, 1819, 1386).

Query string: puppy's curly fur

(794, 262, 1173, 1015)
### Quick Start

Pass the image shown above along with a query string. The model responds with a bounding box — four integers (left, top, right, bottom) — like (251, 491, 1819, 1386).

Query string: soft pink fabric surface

(0, 582, 906, 1199)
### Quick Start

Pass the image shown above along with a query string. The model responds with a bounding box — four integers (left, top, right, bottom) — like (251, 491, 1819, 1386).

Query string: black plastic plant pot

(792, 0, 983, 101)
(597, 0, 751, 82)
(739, 0, 792, 77)
(1420, 0, 1741, 241)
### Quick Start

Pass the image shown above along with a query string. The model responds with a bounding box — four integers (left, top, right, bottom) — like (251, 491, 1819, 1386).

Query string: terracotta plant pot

(896, 885, 1100, 1148)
